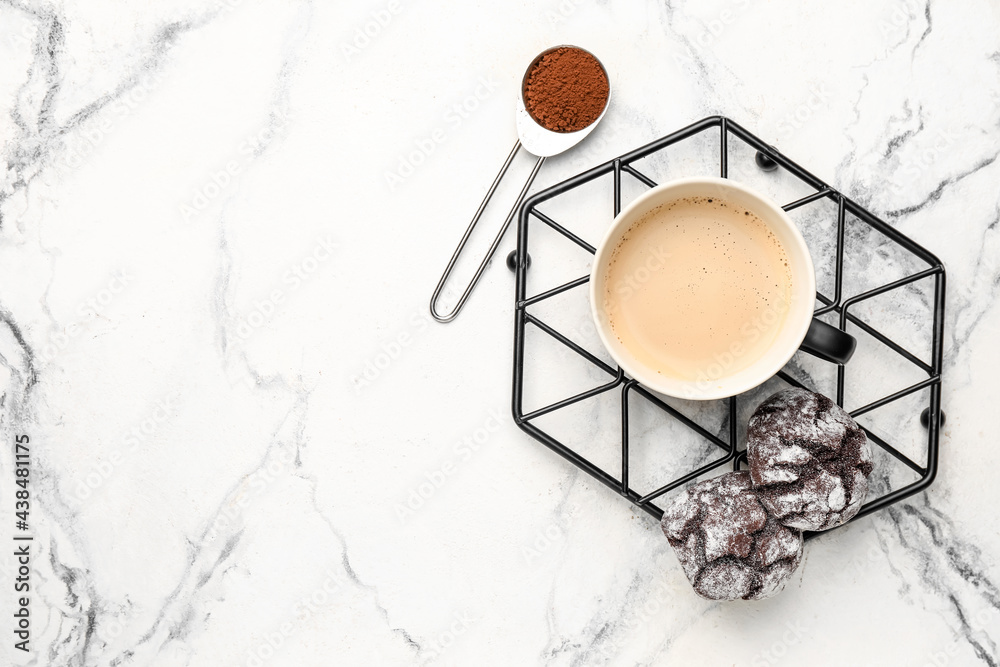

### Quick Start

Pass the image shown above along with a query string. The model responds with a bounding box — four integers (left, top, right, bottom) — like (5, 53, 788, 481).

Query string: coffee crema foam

(603, 196, 793, 383)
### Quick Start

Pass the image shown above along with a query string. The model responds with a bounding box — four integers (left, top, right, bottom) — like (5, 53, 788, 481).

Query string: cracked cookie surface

(748, 388, 873, 532)
(660, 471, 803, 600)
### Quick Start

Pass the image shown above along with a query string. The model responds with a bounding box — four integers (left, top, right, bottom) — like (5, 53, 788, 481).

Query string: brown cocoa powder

(523, 46, 609, 133)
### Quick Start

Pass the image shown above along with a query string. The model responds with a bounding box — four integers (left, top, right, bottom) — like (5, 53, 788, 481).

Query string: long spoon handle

(430, 140, 545, 323)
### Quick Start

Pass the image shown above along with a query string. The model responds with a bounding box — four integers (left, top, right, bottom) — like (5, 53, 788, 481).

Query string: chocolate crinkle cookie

(748, 388, 873, 532)
(660, 471, 803, 601)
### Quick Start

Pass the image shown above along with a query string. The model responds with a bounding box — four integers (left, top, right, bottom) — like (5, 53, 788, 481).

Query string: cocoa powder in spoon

(523, 46, 609, 133)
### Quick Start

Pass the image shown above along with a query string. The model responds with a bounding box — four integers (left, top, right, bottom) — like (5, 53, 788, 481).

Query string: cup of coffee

(589, 177, 855, 400)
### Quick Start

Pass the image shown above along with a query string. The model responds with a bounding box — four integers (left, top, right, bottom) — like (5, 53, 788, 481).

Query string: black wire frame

(511, 116, 946, 537)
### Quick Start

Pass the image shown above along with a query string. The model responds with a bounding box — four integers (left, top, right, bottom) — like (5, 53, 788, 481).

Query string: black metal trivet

(511, 116, 945, 537)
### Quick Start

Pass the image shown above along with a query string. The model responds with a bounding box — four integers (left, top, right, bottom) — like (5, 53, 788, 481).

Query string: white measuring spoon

(430, 45, 611, 323)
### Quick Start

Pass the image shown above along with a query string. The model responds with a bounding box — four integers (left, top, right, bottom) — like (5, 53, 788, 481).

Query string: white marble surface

(0, 0, 998, 665)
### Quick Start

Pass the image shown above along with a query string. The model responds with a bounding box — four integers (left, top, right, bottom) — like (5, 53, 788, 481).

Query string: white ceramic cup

(590, 177, 853, 401)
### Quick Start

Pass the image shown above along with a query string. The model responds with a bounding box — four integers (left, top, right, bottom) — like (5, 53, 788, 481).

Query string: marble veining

(0, 0, 998, 665)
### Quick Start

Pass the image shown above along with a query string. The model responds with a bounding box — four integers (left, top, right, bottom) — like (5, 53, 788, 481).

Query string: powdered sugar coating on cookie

(748, 388, 873, 532)
(660, 471, 803, 601)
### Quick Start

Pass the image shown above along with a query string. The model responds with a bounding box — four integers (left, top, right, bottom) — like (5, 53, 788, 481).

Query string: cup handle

(799, 318, 856, 364)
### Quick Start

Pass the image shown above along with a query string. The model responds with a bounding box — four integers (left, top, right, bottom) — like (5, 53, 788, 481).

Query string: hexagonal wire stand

(511, 116, 945, 538)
